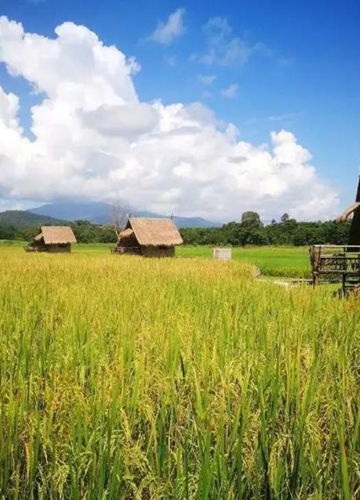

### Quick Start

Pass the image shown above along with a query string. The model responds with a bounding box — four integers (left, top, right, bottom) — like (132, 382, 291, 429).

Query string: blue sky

(0, 0, 359, 219)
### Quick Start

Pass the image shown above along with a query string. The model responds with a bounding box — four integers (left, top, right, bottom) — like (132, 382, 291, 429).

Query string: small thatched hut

(115, 217, 183, 257)
(25, 226, 77, 253)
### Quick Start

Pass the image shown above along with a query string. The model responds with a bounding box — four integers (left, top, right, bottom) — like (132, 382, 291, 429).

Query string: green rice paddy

(0, 245, 358, 498)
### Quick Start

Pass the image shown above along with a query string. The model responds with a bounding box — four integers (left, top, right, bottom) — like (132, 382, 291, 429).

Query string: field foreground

(1, 250, 360, 498)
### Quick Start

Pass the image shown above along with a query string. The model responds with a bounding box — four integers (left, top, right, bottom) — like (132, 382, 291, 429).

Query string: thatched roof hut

(115, 217, 183, 257)
(26, 226, 77, 252)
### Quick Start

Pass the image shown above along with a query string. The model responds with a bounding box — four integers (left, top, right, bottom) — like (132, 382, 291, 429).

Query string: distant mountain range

(28, 201, 218, 228)
(29, 201, 112, 225)
(0, 202, 218, 229)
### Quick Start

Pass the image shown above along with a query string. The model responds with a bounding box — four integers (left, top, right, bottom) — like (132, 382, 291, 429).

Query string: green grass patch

(178, 245, 311, 278)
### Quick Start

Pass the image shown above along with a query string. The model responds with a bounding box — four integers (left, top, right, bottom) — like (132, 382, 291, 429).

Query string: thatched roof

(124, 217, 183, 247)
(37, 226, 77, 245)
(119, 228, 134, 239)
(337, 202, 360, 222)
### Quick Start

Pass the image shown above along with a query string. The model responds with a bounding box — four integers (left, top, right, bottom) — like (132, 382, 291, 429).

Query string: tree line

(0, 220, 118, 244)
(0, 211, 351, 246)
(180, 212, 350, 246)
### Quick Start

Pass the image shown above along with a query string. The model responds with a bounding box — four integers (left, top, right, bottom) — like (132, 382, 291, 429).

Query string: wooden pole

(349, 176, 360, 247)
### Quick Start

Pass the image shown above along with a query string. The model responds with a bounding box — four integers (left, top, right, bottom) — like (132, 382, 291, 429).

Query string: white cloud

(192, 17, 277, 68)
(148, 8, 185, 45)
(221, 83, 239, 98)
(0, 16, 338, 221)
(173, 161, 193, 178)
(82, 103, 159, 137)
(193, 17, 251, 67)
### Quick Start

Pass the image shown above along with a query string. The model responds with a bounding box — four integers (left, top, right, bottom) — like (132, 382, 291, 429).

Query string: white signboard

(213, 248, 232, 261)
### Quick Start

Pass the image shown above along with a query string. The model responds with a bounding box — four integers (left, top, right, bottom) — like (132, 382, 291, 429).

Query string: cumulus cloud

(82, 103, 159, 137)
(0, 16, 338, 220)
(148, 8, 185, 45)
(221, 83, 239, 98)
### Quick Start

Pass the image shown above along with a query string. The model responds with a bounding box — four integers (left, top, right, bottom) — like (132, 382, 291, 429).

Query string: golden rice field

(1, 247, 360, 499)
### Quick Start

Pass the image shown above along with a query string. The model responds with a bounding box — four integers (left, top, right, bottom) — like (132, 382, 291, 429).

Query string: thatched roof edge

(124, 217, 183, 247)
(40, 226, 77, 245)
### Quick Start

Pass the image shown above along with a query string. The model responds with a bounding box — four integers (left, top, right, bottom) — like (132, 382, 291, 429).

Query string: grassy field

(177, 246, 310, 278)
(1, 242, 311, 277)
(73, 244, 311, 278)
(0, 247, 360, 498)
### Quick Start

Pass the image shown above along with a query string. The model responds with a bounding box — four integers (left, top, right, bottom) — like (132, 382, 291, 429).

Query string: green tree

(241, 211, 262, 229)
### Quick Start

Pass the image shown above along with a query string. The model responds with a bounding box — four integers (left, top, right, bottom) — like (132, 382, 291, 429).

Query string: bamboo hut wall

(141, 246, 175, 258)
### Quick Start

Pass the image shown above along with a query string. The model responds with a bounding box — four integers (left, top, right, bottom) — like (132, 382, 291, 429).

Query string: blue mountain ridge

(28, 201, 219, 228)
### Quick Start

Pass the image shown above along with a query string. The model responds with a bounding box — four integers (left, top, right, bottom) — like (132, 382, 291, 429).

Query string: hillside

(135, 210, 218, 228)
(0, 210, 65, 229)
(29, 201, 112, 224)
(29, 201, 219, 228)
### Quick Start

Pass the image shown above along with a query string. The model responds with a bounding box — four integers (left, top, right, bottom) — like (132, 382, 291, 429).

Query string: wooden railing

(310, 245, 360, 293)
